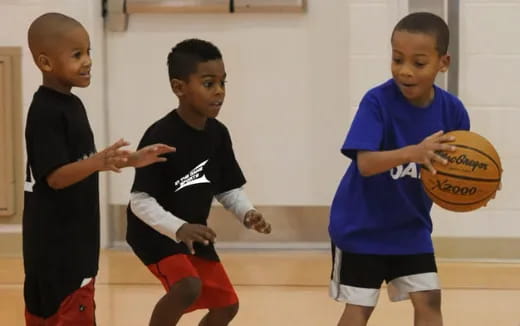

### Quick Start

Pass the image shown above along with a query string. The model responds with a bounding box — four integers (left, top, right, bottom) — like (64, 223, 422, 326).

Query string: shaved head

(28, 12, 84, 61)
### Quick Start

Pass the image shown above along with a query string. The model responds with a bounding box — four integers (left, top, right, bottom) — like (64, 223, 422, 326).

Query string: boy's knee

(223, 303, 239, 320)
(212, 303, 239, 322)
(413, 290, 442, 312)
(169, 277, 202, 307)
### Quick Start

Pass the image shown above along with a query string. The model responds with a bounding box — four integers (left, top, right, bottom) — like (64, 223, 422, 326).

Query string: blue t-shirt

(329, 79, 470, 255)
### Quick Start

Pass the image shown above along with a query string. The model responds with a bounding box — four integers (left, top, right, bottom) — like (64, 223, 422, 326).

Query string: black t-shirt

(22, 86, 99, 317)
(126, 110, 246, 264)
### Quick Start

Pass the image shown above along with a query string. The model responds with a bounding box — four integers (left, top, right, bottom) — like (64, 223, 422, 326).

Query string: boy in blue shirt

(329, 12, 470, 326)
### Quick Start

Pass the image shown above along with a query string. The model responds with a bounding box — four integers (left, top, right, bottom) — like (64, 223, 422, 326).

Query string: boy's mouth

(401, 82, 416, 88)
(210, 101, 223, 108)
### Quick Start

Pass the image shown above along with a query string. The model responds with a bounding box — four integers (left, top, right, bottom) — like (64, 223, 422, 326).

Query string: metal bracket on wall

(105, 0, 128, 32)
(408, 0, 459, 95)
(105, 0, 306, 32)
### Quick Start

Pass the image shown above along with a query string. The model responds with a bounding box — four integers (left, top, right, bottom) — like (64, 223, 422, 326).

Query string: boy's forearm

(46, 156, 101, 189)
(215, 188, 254, 224)
(357, 146, 414, 177)
(115, 151, 137, 169)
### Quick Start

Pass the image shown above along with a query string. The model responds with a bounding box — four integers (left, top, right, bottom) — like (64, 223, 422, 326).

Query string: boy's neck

(42, 75, 72, 94)
(408, 86, 435, 108)
(177, 105, 207, 130)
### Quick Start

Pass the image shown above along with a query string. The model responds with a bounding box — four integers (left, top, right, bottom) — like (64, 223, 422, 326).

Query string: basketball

(420, 130, 502, 212)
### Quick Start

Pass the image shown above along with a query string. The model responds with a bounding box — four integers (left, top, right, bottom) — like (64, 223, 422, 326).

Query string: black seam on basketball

(423, 184, 496, 207)
(434, 170, 501, 182)
(450, 143, 501, 171)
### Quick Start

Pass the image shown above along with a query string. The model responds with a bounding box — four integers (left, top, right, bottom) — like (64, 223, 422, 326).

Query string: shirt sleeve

(215, 187, 254, 224)
(26, 106, 70, 182)
(217, 126, 246, 193)
(341, 92, 384, 160)
(456, 99, 471, 131)
(129, 191, 186, 242)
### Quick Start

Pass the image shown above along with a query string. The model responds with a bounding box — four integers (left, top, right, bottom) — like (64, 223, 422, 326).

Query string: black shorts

(329, 243, 440, 307)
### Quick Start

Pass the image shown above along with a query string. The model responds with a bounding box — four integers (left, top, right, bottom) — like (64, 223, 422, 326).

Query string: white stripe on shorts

(329, 281, 381, 307)
(329, 246, 380, 307)
(387, 272, 440, 302)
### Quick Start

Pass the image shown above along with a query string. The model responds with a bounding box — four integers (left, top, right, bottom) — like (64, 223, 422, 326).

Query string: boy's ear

(170, 78, 185, 97)
(37, 54, 52, 72)
(439, 54, 451, 73)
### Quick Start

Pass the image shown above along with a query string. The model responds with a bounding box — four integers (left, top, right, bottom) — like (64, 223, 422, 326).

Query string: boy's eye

(392, 58, 402, 64)
(415, 62, 426, 67)
(73, 52, 81, 58)
(221, 80, 227, 87)
(203, 81, 213, 88)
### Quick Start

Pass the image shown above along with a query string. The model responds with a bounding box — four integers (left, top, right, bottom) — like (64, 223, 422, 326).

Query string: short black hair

(167, 39, 222, 81)
(392, 12, 449, 55)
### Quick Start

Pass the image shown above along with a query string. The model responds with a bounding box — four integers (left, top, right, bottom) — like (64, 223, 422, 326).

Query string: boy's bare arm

(47, 140, 175, 190)
(357, 130, 456, 177)
(46, 139, 130, 190)
(116, 144, 176, 169)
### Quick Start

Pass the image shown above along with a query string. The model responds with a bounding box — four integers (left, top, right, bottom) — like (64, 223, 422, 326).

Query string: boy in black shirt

(127, 39, 271, 326)
(23, 12, 174, 325)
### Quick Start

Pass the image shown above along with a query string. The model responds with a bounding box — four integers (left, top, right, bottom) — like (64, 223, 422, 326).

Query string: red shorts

(25, 278, 96, 326)
(147, 255, 238, 313)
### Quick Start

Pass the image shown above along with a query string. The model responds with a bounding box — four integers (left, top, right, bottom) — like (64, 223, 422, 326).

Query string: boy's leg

(198, 303, 239, 326)
(386, 254, 441, 326)
(186, 256, 239, 326)
(329, 244, 385, 326)
(409, 290, 442, 326)
(337, 304, 374, 326)
(147, 255, 203, 326)
(149, 277, 202, 326)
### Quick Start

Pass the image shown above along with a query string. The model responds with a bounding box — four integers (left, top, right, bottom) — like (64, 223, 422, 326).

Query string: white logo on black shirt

(78, 152, 96, 161)
(174, 160, 210, 192)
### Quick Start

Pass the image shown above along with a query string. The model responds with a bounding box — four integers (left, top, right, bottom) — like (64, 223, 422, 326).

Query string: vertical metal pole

(408, 0, 459, 94)
(447, 0, 460, 95)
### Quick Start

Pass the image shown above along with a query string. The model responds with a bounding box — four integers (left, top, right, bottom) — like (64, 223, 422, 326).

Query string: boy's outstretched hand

(97, 138, 131, 173)
(176, 224, 217, 255)
(128, 144, 176, 168)
(244, 210, 271, 234)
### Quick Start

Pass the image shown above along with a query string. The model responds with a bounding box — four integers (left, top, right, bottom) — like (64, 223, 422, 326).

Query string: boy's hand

(176, 224, 217, 255)
(96, 139, 131, 173)
(129, 144, 176, 168)
(410, 130, 456, 175)
(244, 210, 271, 234)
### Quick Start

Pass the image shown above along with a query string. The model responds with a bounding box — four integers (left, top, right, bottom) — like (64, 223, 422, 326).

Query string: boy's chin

(74, 81, 91, 88)
(206, 107, 221, 118)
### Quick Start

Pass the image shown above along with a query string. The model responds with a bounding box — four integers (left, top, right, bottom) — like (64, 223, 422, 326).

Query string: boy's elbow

(46, 175, 65, 190)
(356, 154, 373, 177)
(357, 165, 373, 177)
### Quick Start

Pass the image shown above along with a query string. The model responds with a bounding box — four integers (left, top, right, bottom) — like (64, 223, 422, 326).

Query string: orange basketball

(420, 130, 502, 212)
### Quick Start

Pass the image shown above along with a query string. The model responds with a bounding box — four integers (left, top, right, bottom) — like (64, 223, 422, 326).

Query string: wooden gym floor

(1, 250, 520, 325)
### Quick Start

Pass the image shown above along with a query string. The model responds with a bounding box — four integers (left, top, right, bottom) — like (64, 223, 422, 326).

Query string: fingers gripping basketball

(420, 130, 502, 212)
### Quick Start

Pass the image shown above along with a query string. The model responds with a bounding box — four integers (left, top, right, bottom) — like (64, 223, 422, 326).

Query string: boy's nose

(83, 56, 92, 67)
(399, 66, 413, 78)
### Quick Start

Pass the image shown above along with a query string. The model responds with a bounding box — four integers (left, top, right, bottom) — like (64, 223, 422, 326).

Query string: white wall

(106, 0, 407, 206)
(0, 0, 109, 246)
(432, 0, 520, 238)
(2, 0, 519, 241)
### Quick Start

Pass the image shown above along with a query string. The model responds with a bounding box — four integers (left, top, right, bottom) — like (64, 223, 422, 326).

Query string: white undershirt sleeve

(215, 187, 255, 224)
(129, 191, 187, 242)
